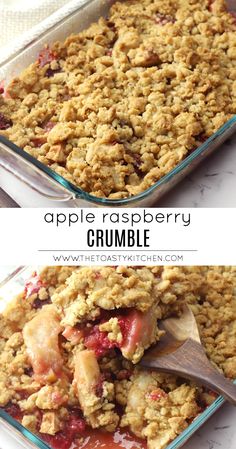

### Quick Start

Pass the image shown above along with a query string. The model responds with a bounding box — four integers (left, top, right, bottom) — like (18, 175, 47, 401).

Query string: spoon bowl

(140, 305, 236, 405)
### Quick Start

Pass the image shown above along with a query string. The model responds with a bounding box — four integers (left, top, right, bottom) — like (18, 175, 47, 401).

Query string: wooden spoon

(227, 0, 236, 13)
(139, 305, 236, 405)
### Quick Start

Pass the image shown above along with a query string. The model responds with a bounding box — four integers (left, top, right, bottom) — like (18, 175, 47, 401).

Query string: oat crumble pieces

(0, 266, 235, 449)
(0, 0, 236, 198)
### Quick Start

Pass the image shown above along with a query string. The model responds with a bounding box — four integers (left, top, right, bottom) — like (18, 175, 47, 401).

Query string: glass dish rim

(0, 0, 236, 205)
(1, 115, 236, 206)
(0, 394, 229, 449)
(0, 265, 235, 449)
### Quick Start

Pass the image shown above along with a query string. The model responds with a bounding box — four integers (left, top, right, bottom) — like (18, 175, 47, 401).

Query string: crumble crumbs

(0, 0, 236, 198)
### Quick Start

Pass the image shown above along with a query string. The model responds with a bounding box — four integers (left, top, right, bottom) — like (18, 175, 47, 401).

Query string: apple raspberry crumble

(0, 266, 235, 449)
(0, 0, 236, 198)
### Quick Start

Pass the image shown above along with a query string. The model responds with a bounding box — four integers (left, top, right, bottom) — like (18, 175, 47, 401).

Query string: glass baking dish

(0, 265, 235, 449)
(0, 0, 236, 207)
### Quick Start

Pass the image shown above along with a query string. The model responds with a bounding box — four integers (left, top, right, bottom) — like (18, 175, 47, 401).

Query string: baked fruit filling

(0, 266, 235, 449)
(0, 0, 236, 198)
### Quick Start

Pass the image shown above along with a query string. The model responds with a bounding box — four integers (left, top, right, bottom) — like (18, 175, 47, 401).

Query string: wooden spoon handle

(202, 367, 236, 404)
(141, 339, 236, 405)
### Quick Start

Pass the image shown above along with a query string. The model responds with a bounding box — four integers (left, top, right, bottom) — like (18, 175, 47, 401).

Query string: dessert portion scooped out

(0, 266, 235, 449)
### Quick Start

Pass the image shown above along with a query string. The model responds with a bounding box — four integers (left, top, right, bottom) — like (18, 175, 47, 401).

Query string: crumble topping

(0, 266, 235, 449)
(0, 0, 236, 198)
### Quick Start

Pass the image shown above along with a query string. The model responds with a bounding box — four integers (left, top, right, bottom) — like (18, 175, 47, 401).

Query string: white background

(0, 208, 235, 265)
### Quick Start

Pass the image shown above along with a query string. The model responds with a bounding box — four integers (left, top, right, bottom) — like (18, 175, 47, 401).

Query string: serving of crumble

(0, 266, 235, 449)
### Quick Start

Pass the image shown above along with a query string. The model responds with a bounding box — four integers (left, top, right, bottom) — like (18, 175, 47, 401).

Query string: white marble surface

(183, 403, 236, 449)
(157, 133, 236, 207)
(0, 134, 236, 208)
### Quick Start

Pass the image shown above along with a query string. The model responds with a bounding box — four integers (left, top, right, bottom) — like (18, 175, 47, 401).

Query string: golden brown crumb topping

(0, 266, 235, 449)
(0, 0, 236, 198)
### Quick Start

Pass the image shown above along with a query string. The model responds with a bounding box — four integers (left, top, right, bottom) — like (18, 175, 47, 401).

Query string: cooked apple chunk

(73, 349, 119, 431)
(97, 308, 161, 364)
(23, 305, 63, 383)
(74, 349, 101, 409)
(119, 308, 161, 364)
(62, 325, 83, 345)
(121, 371, 199, 449)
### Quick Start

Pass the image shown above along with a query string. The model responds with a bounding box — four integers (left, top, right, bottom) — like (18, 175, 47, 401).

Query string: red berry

(31, 136, 47, 147)
(4, 403, 22, 420)
(84, 325, 118, 357)
(67, 414, 86, 434)
(25, 272, 44, 298)
(148, 389, 167, 401)
(42, 121, 55, 132)
(155, 13, 175, 25)
(45, 67, 61, 78)
(42, 432, 71, 449)
(0, 81, 4, 95)
(0, 112, 13, 130)
(38, 47, 56, 68)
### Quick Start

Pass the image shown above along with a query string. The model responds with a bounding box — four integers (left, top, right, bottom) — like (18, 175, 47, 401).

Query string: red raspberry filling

(230, 11, 236, 22)
(0, 112, 13, 130)
(42, 120, 56, 132)
(0, 81, 5, 95)
(45, 67, 62, 78)
(83, 308, 145, 358)
(31, 136, 47, 147)
(95, 376, 105, 397)
(94, 271, 103, 280)
(67, 414, 86, 433)
(117, 316, 130, 343)
(207, 389, 218, 398)
(155, 13, 175, 25)
(208, 0, 214, 10)
(31, 121, 55, 147)
(148, 389, 168, 401)
(25, 272, 44, 298)
(116, 369, 132, 380)
(84, 325, 118, 357)
(41, 413, 86, 449)
(42, 432, 71, 449)
(32, 297, 51, 310)
(132, 153, 143, 176)
(4, 402, 23, 420)
(38, 47, 57, 68)
(74, 427, 147, 449)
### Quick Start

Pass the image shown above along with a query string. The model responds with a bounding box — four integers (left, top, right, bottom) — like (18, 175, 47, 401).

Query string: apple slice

(73, 350, 119, 430)
(74, 349, 101, 409)
(62, 326, 83, 345)
(119, 308, 157, 363)
(74, 349, 104, 421)
(23, 305, 63, 383)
